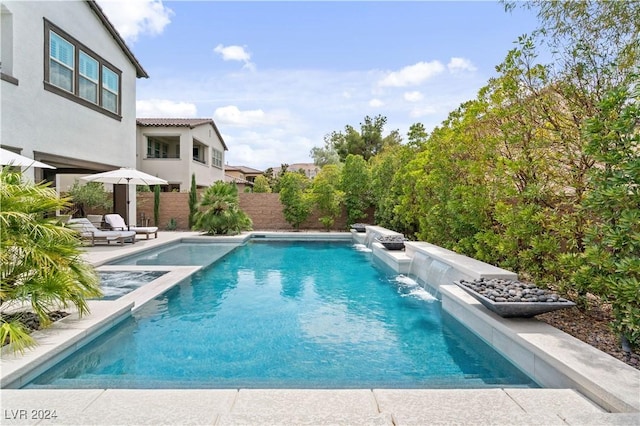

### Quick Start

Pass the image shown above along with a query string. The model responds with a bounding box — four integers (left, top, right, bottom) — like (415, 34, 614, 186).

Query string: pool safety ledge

(370, 231, 640, 414)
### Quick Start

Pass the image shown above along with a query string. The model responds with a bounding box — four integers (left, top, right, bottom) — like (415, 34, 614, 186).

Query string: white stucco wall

(137, 122, 226, 191)
(1, 0, 138, 179)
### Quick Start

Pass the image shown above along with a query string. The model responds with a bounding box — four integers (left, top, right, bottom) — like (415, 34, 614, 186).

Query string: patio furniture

(104, 213, 158, 239)
(67, 218, 136, 246)
(86, 214, 104, 229)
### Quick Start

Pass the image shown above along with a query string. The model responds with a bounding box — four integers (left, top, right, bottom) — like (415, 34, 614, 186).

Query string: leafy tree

(310, 134, 341, 167)
(252, 175, 272, 193)
(370, 141, 420, 238)
(309, 164, 343, 230)
(67, 181, 111, 217)
(340, 154, 372, 226)
(325, 115, 399, 162)
(193, 181, 252, 235)
(188, 173, 197, 229)
(570, 85, 640, 349)
(153, 184, 161, 226)
(278, 172, 311, 230)
(0, 168, 101, 352)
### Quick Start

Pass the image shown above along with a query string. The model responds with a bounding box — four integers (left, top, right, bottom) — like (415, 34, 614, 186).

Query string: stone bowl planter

(350, 223, 368, 233)
(376, 235, 405, 250)
(455, 278, 575, 318)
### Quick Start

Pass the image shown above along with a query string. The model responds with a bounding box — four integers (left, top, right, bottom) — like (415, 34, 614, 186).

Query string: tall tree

(188, 174, 197, 229)
(278, 172, 311, 230)
(340, 154, 372, 226)
(309, 164, 344, 230)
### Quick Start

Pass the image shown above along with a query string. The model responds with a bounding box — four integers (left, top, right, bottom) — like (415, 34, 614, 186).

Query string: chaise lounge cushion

(67, 218, 136, 246)
(104, 214, 158, 239)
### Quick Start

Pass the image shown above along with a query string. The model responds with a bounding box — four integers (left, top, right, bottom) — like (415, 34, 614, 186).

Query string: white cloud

(214, 44, 255, 71)
(369, 98, 384, 108)
(378, 61, 445, 87)
(447, 57, 477, 73)
(409, 106, 438, 118)
(404, 91, 424, 102)
(96, 0, 173, 44)
(136, 99, 197, 117)
(213, 105, 290, 127)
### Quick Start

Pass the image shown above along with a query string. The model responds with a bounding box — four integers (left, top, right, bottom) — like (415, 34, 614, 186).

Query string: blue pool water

(27, 241, 536, 389)
(109, 242, 239, 267)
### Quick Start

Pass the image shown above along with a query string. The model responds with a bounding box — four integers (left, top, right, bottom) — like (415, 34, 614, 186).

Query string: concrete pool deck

(1, 231, 639, 425)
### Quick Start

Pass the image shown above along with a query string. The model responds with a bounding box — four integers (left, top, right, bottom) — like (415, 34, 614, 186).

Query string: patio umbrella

(81, 168, 168, 230)
(1, 147, 56, 169)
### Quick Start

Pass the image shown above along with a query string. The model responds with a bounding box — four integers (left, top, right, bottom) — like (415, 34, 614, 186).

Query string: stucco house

(225, 165, 263, 187)
(136, 118, 227, 191)
(272, 163, 320, 179)
(1, 0, 147, 220)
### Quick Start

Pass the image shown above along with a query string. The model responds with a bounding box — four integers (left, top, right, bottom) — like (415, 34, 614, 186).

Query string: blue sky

(97, 0, 540, 170)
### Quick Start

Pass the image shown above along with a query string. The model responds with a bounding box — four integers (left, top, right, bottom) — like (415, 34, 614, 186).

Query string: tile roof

(137, 118, 215, 128)
(226, 165, 264, 174)
(137, 118, 228, 150)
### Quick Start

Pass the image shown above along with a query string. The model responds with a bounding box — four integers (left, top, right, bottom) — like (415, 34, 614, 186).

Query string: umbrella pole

(126, 178, 131, 231)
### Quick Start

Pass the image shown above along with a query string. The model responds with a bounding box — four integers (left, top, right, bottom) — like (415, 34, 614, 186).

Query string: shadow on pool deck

(1, 231, 639, 425)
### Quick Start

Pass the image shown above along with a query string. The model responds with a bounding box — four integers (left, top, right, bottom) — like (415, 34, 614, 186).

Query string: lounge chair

(86, 214, 104, 229)
(104, 214, 158, 240)
(67, 218, 136, 246)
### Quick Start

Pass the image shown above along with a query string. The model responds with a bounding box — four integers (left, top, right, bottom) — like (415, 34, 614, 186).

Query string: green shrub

(193, 181, 252, 235)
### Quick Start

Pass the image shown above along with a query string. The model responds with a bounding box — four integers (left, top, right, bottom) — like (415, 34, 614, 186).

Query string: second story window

(44, 20, 122, 119)
(79, 52, 98, 103)
(49, 31, 74, 92)
(212, 148, 223, 169)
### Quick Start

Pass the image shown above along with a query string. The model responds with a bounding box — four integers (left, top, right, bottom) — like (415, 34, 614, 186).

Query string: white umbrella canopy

(1, 148, 56, 169)
(80, 168, 167, 229)
(80, 167, 167, 186)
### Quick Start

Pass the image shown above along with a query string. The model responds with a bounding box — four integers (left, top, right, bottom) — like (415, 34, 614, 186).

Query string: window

(102, 66, 118, 113)
(212, 148, 223, 169)
(49, 31, 74, 92)
(1, 4, 18, 85)
(44, 20, 122, 119)
(79, 52, 98, 103)
(147, 139, 168, 158)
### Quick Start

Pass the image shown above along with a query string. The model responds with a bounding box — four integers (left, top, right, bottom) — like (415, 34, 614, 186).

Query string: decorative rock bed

(455, 278, 575, 317)
(376, 234, 406, 250)
(350, 223, 368, 233)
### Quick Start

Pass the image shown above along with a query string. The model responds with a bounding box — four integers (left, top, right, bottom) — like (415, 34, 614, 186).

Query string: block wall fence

(136, 192, 374, 231)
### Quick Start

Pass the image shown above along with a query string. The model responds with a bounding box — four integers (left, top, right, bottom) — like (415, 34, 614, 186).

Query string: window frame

(212, 148, 223, 169)
(43, 19, 122, 121)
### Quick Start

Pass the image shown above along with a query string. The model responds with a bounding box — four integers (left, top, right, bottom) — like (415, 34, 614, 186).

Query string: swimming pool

(26, 241, 536, 389)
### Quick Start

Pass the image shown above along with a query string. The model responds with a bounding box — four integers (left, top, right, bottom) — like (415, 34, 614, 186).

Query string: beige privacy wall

(137, 192, 373, 231)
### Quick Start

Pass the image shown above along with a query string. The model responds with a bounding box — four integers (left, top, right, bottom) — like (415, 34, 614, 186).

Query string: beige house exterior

(136, 118, 227, 191)
(272, 163, 320, 179)
(1, 0, 148, 220)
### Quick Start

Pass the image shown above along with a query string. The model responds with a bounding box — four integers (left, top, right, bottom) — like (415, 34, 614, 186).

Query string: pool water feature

(26, 241, 537, 389)
(97, 271, 168, 300)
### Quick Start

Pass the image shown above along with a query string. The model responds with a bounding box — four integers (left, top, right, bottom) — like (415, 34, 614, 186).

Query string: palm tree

(193, 181, 252, 235)
(0, 168, 101, 352)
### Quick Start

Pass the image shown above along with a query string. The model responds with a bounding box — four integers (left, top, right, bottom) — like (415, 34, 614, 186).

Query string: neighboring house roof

(85, 0, 148, 78)
(226, 165, 264, 174)
(137, 118, 228, 150)
(225, 174, 253, 185)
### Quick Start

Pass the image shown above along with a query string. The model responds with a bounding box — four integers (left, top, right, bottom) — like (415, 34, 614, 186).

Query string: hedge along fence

(137, 192, 374, 231)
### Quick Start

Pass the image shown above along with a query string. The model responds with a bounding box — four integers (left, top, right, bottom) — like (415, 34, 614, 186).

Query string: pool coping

(1, 231, 639, 423)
